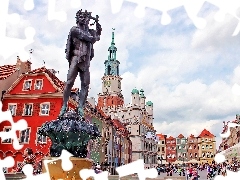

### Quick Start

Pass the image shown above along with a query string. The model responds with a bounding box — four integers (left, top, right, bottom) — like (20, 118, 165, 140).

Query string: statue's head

(76, 9, 91, 26)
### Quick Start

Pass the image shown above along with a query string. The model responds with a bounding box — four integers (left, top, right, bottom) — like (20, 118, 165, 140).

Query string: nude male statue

(59, 10, 102, 117)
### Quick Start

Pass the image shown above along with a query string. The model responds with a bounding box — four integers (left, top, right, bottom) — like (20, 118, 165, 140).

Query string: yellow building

(198, 129, 216, 164)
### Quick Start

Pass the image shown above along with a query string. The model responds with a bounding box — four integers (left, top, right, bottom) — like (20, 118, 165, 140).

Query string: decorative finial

(111, 28, 115, 45)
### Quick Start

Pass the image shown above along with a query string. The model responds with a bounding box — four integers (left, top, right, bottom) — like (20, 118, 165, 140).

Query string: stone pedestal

(42, 157, 93, 180)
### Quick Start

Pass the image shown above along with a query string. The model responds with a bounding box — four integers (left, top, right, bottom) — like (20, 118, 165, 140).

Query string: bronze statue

(59, 9, 102, 117)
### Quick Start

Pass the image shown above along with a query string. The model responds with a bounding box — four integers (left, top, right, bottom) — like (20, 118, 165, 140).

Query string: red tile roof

(0, 64, 17, 80)
(168, 136, 174, 139)
(178, 134, 184, 138)
(156, 133, 165, 140)
(29, 67, 65, 91)
(198, 129, 215, 138)
(112, 119, 128, 137)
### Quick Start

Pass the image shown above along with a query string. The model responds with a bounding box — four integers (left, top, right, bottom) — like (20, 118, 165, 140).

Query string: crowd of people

(10, 147, 240, 180)
(155, 160, 239, 180)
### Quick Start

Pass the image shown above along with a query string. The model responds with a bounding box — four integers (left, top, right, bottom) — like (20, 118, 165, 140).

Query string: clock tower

(98, 29, 124, 108)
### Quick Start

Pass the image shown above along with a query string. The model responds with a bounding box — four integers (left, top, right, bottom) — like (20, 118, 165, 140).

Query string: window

(202, 138, 204, 142)
(40, 103, 50, 115)
(34, 79, 43, 90)
(189, 145, 192, 149)
(2, 167, 7, 173)
(205, 138, 208, 142)
(158, 147, 160, 152)
(19, 128, 30, 144)
(17, 162, 23, 170)
(128, 127, 131, 133)
(177, 139, 181, 144)
(202, 145, 205, 149)
(206, 145, 209, 149)
(162, 141, 164, 144)
(209, 145, 213, 149)
(178, 146, 181, 150)
(162, 147, 164, 151)
(8, 104, 17, 116)
(195, 153, 198, 158)
(36, 127, 47, 144)
(23, 104, 33, 116)
(2, 127, 12, 143)
(23, 80, 32, 90)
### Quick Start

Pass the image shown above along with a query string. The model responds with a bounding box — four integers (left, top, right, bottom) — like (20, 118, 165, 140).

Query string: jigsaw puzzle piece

(0, 0, 36, 59)
(0, 101, 28, 150)
(48, 0, 67, 22)
(40, 149, 73, 179)
(70, 0, 81, 8)
(116, 159, 158, 180)
(128, 0, 185, 25)
(59, 149, 74, 171)
(80, 169, 109, 180)
(22, 164, 50, 180)
(0, 156, 15, 180)
(183, 0, 207, 29)
(220, 122, 239, 138)
(24, 0, 35, 11)
(110, 0, 124, 14)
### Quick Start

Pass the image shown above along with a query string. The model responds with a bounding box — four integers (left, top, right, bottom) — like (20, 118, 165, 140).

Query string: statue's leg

(59, 57, 79, 116)
(78, 67, 90, 116)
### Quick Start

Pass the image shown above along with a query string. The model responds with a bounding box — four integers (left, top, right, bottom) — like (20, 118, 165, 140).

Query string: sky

(1, 0, 240, 148)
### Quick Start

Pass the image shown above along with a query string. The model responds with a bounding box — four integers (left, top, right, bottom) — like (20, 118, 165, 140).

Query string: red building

(0, 66, 78, 173)
(166, 136, 177, 163)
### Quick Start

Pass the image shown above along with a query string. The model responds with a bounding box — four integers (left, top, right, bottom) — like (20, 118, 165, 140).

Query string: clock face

(112, 63, 117, 68)
(104, 80, 111, 87)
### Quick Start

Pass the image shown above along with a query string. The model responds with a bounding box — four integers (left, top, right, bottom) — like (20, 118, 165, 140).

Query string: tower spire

(111, 28, 115, 45)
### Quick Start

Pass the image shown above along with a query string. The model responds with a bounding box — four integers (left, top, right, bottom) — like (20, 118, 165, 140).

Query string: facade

(0, 57, 31, 100)
(156, 133, 167, 165)
(0, 66, 79, 173)
(166, 136, 177, 163)
(176, 134, 187, 162)
(219, 114, 240, 153)
(0, 64, 131, 174)
(97, 30, 157, 168)
(187, 134, 199, 161)
(198, 129, 216, 164)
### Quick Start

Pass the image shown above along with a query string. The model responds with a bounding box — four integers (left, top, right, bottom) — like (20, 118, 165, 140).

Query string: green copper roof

(146, 101, 153, 106)
(131, 88, 139, 94)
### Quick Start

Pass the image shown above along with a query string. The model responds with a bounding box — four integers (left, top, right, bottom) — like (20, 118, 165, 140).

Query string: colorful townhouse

(176, 134, 188, 163)
(166, 136, 177, 163)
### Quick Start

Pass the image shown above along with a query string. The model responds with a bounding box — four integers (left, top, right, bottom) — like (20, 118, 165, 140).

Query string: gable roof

(0, 57, 31, 80)
(198, 129, 215, 138)
(168, 136, 174, 139)
(112, 119, 129, 137)
(5, 66, 78, 94)
(178, 134, 184, 138)
(156, 133, 165, 140)
(189, 134, 195, 138)
(0, 64, 17, 80)
(29, 66, 65, 91)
